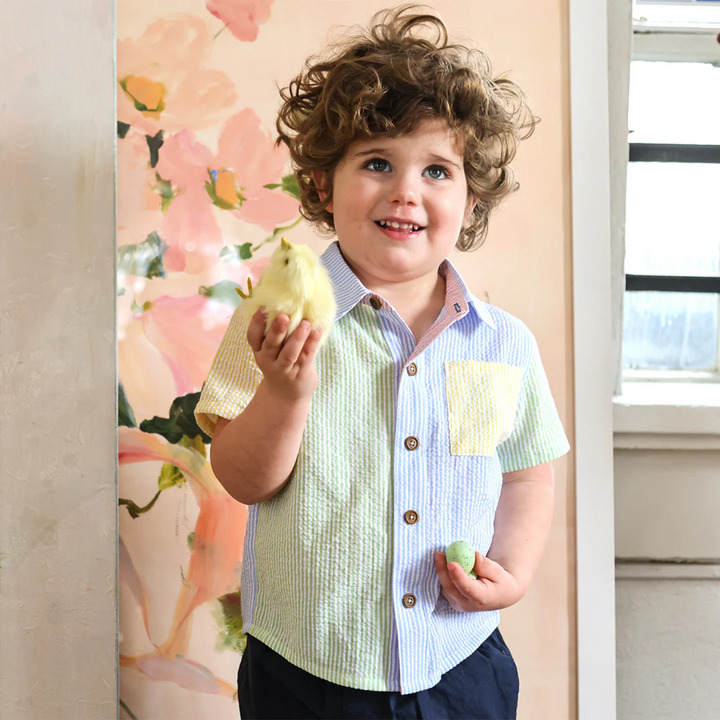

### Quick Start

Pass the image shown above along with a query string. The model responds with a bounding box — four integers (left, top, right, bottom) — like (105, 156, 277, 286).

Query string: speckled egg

(445, 540, 475, 574)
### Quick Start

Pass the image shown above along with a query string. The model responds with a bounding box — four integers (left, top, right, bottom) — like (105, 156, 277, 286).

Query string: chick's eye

(365, 158, 390, 173)
(285, 258, 289, 265)
(424, 165, 450, 180)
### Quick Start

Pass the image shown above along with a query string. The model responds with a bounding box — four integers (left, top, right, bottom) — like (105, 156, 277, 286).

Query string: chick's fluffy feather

(238, 237, 336, 347)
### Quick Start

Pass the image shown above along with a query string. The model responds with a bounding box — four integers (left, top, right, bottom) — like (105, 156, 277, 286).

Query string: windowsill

(614, 381, 720, 449)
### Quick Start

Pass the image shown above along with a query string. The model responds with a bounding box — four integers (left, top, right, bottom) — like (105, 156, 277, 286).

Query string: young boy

(195, 6, 570, 719)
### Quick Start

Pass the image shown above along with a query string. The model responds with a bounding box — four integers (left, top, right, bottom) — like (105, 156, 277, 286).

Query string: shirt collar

(321, 241, 372, 320)
(320, 240, 496, 330)
(440, 256, 497, 330)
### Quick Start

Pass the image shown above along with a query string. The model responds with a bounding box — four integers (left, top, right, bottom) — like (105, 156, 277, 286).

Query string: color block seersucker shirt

(194, 240, 570, 694)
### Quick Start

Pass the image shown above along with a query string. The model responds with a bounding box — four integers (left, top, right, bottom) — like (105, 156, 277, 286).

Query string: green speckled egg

(445, 540, 475, 574)
(469, 570, 478, 580)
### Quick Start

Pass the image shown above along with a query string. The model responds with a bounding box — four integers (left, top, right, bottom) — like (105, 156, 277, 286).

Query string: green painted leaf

(118, 122, 130, 139)
(281, 173, 301, 201)
(119, 490, 161, 519)
(152, 172, 175, 213)
(158, 462, 186, 491)
(146, 131, 164, 169)
(264, 174, 301, 201)
(119, 383, 137, 428)
(198, 279, 244, 308)
(117, 232, 165, 280)
(130, 299, 152, 314)
(219, 243, 253, 263)
(139, 392, 211, 445)
(215, 591, 247, 654)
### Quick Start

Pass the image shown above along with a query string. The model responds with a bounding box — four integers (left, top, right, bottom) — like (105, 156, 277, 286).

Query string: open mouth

(375, 220, 425, 234)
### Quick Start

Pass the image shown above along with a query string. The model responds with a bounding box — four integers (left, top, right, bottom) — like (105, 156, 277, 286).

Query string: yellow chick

(235, 237, 336, 347)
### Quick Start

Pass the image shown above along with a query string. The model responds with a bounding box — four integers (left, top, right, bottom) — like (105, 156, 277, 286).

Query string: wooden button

(402, 593, 416, 608)
(404, 510, 418, 524)
(369, 297, 381, 310)
(407, 363, 418, 376)
(404, 436, 419, 451)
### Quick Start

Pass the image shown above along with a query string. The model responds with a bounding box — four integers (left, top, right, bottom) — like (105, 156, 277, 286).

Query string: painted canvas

(117, 1, 304, 717)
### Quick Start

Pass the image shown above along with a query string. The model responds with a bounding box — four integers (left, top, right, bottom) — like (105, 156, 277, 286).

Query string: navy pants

(237, 629, 519, 719)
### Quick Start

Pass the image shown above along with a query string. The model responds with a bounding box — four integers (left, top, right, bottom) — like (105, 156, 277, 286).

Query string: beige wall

(0, 0, 117, 718)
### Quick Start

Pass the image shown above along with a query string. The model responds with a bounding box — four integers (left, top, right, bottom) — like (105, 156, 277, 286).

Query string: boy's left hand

(433, 551, 524, 612)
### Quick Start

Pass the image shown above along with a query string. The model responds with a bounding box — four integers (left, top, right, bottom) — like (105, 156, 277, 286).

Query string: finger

(247, 309, 267, 353)
(261, 314, 289, 359)
(295, 327, 323, 370)
(433, 553, 466, 607)
(277, 320, 311, 368)
(446, 560, 477, 601)
(472, 552, 504, 583)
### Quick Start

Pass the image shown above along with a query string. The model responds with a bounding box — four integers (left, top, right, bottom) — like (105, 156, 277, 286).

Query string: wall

(0, 0, 118, 718)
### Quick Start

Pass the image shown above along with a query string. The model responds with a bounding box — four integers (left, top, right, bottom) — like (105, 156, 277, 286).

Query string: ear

(311, 170, 333, 213)
(463, 196, 477, 227)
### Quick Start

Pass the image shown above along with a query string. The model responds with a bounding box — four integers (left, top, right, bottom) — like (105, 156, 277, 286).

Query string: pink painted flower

(118, 14, 238, 135)
(118, 255, 268, 421)
(154, 130, 224, 274)
(206, 0, 274, 42)
(215, 108, 300, 231)
(151, 112, 299, 273)
(118, 427, 247, 694)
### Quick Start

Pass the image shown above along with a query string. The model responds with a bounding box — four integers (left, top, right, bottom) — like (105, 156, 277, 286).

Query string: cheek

(432, 196, 468, 231)
(336, 183, 375, 220)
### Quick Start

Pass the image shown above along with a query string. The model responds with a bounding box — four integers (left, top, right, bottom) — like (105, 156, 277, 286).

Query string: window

(622, 2, 720, 379)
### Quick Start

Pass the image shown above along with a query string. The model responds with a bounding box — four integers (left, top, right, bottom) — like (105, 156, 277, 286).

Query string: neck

(361, 269, 447, 343)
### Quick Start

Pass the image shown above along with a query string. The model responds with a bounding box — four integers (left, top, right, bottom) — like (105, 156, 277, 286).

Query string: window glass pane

(622, 291, 718, 370)
(625, 162, 720, 275)
(629, 61, 720, 144)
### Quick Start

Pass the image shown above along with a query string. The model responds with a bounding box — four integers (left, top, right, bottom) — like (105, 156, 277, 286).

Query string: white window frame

(616, 19, 720, 440)
(623, 25, 720, 385)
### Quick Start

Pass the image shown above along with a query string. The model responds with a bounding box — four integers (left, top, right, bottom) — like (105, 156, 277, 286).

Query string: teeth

(379, 220, 421, 231)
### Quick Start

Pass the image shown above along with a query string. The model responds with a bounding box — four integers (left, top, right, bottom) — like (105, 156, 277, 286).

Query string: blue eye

(424, 165, 450, 180)
(365, 158, 391, 172)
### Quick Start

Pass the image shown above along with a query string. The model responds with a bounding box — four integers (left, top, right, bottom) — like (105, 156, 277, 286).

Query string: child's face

(313, 118, 475, 291)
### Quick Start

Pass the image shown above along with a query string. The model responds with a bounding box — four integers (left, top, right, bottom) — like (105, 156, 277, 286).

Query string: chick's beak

(281, 236, 292, 251)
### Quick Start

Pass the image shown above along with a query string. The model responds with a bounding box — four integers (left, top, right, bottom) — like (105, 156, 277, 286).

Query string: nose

(387, 172, 419, 206)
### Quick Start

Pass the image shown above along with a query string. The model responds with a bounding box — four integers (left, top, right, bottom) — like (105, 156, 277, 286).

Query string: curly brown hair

(275, 4, 538, 251)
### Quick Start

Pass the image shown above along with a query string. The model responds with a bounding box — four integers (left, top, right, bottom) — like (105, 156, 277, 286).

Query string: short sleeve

(194, 305, 263, 438)
(495, 334, 571, 473)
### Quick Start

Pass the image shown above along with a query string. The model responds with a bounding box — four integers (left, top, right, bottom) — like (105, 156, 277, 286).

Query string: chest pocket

(444, 361, 524, 456)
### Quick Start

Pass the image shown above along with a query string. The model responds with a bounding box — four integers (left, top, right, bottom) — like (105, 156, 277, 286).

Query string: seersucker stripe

(194, 240, 570, 694)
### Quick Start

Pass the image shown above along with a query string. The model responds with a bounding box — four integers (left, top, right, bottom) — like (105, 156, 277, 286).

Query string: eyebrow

(352, 148, 463, 172)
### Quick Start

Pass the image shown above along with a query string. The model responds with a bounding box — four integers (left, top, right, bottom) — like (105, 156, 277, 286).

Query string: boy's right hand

(247, 309, 323, 402)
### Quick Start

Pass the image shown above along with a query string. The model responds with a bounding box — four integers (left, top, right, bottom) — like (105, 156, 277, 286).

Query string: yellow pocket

(444, 361, 524, 456)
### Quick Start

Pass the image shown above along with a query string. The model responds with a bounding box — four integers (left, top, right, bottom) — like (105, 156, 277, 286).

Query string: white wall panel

(615, 450, 720, 559)
(0, 1, 117, 718)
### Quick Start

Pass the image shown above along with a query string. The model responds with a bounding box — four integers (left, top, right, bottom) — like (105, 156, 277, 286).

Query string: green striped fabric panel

(495, 335, 571, 473)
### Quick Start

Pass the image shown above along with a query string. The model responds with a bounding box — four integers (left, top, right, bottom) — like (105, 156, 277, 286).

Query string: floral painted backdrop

(117, 2, 305, 717)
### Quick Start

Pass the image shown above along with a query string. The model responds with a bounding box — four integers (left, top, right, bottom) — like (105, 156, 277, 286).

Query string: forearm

(486, 462, 555, 595)
(210, 380, 311, 504)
